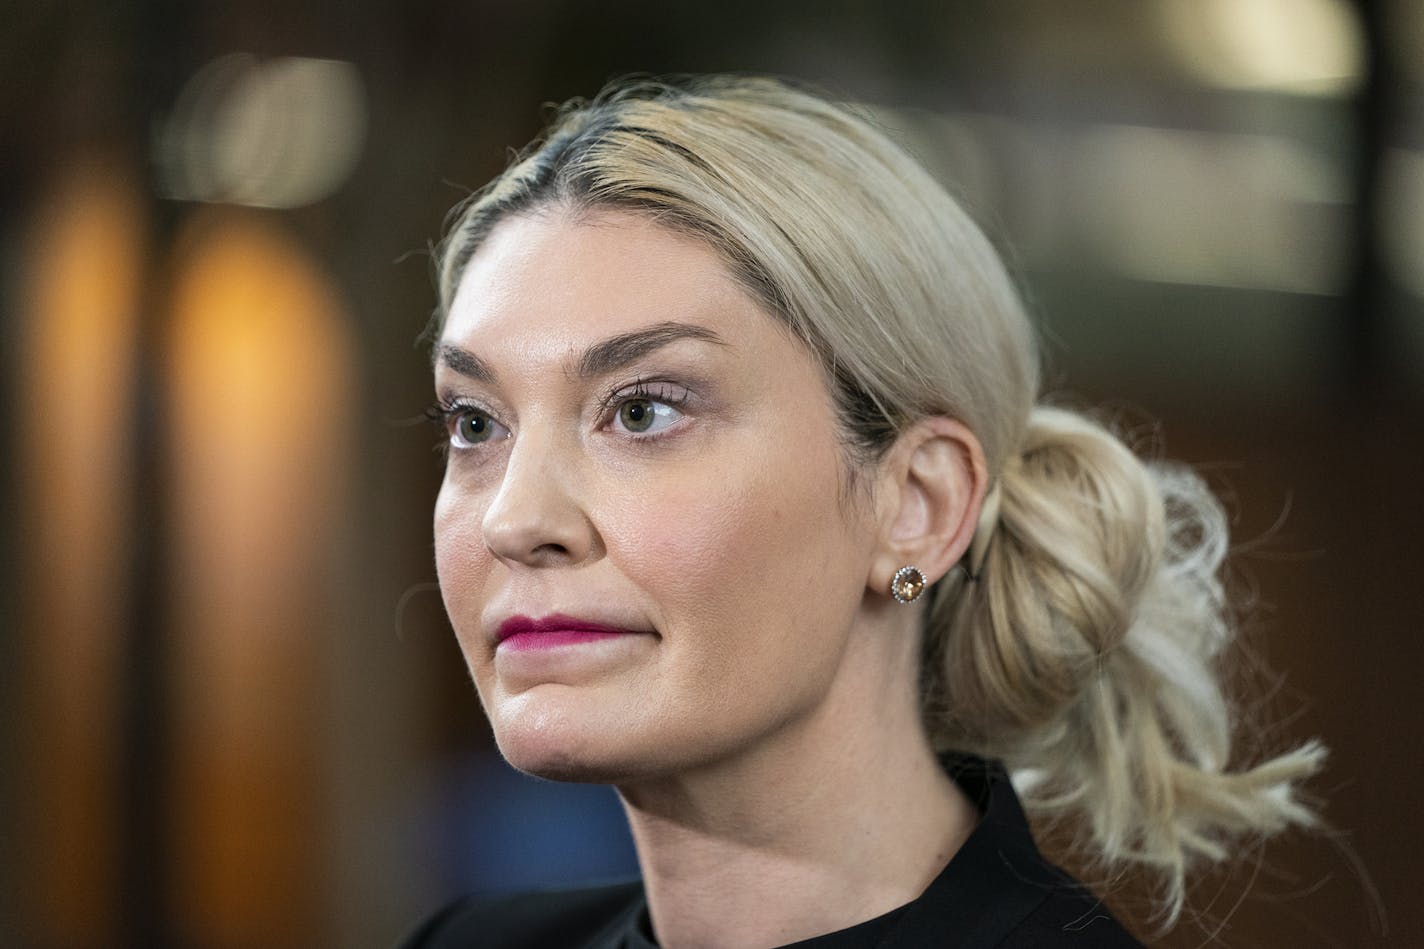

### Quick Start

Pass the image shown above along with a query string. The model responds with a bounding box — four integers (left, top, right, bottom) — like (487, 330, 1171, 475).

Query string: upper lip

(495, 613, 647, 642)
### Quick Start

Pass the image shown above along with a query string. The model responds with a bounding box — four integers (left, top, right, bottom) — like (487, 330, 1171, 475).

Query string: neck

(615, 624, 978, 949)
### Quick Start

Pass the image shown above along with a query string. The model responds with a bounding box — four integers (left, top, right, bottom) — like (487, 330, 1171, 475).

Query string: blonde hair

(435, 75, 1324, 924)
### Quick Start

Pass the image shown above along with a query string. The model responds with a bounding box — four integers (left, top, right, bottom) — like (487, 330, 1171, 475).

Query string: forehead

(440, 209, 766, 357)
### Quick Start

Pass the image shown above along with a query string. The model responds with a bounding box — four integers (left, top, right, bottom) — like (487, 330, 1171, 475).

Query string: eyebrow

(575, 321, 726, 377)
(436, 345, 495, 382)
(436, 321, 726, 383)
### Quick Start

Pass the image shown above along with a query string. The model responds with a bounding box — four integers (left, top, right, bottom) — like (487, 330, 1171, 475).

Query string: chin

(490, 690, 653, 785)
(496, 731, 611, 784)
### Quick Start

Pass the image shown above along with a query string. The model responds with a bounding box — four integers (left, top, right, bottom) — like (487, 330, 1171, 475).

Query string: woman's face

(433, 209, 883, 783)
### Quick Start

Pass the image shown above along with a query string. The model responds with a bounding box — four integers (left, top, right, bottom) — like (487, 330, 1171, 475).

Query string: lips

(495, 613, 649, 651)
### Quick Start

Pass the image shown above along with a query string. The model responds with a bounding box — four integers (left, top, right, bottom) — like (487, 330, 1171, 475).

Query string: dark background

(3, 1, 1420, 946)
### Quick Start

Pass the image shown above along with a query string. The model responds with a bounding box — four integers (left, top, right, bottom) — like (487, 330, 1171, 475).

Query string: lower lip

(498, 630, 638, 651)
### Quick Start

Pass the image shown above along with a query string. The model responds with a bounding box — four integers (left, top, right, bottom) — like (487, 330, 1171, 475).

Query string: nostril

(520, 541, 575, 566)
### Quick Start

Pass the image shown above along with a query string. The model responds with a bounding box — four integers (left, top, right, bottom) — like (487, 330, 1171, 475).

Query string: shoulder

(397, 880, 644, 949)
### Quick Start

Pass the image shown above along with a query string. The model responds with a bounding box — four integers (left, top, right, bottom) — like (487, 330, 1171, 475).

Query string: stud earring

(891, 565, 926, 604)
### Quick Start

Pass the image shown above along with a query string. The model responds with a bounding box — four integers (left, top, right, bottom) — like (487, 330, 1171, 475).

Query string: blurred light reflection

(1157, 0, 1364, 96)
(156, 55, 366, 209)
(1379, 148, 1424, 299)
(882, 107, 1350, 296)
(164, 208, 355, 945)
(1073, 124, 1349, 294)
(17, 159, 145, 946)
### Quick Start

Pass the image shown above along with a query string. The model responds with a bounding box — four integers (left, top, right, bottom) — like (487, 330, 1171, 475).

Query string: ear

(869, 416, 988, 599)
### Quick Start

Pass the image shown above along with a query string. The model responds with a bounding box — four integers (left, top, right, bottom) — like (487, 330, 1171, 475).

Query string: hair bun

(925, 403, 1322, 924)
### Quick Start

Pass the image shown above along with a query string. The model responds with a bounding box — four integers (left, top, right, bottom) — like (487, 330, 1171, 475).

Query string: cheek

(605, 436, 865, 694)
(433, 479, 492, 634)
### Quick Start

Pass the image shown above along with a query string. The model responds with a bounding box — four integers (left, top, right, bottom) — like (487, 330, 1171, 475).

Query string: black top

(399, 755, 1143, 948)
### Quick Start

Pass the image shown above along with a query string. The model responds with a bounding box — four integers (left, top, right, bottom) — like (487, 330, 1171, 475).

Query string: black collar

(604, 753, 1119, 949)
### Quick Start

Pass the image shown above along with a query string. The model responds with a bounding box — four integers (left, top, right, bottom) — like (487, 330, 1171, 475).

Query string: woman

(404, 75, 1324, 948)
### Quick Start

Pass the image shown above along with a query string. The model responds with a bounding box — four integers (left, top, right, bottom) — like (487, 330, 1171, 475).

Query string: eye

(449, 406, 508, 449)
(615, 396, 682, 435)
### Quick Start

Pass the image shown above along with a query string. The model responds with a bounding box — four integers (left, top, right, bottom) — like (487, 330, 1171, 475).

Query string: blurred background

(2, 1, 1420, 946)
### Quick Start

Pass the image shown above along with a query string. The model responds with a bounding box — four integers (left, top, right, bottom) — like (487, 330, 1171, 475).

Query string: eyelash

(423, 397, 470, 457)
(425, 378, 691, 454)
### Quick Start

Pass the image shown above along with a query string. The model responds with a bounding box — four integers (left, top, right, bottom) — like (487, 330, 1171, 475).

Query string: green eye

(619, 399, 655, 433)
(455, 410, 495, 445)
(613, 395, 682, 436)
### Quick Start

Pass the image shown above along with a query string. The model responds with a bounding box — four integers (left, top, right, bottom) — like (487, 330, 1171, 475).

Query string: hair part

(435, 74, 1323, 927)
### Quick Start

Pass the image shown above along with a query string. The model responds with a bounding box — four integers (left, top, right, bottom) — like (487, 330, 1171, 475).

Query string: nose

(481, 429, 599, 568)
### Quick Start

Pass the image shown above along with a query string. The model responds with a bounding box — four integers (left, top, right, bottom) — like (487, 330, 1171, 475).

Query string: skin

(434, 208, 989, 948)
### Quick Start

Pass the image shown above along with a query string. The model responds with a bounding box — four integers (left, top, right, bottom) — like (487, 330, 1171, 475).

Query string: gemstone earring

(891, 565, 926, 604)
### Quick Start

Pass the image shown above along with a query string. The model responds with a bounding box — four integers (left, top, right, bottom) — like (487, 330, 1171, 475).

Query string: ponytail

(922, 405, 1325, 922)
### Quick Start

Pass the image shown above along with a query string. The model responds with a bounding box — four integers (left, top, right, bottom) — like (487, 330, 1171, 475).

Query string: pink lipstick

(496, 614, 645, 652)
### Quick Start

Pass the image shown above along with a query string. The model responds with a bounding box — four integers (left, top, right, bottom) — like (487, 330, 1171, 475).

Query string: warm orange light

(16, 156, 145, 947)
(162, 207, 355, 947)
